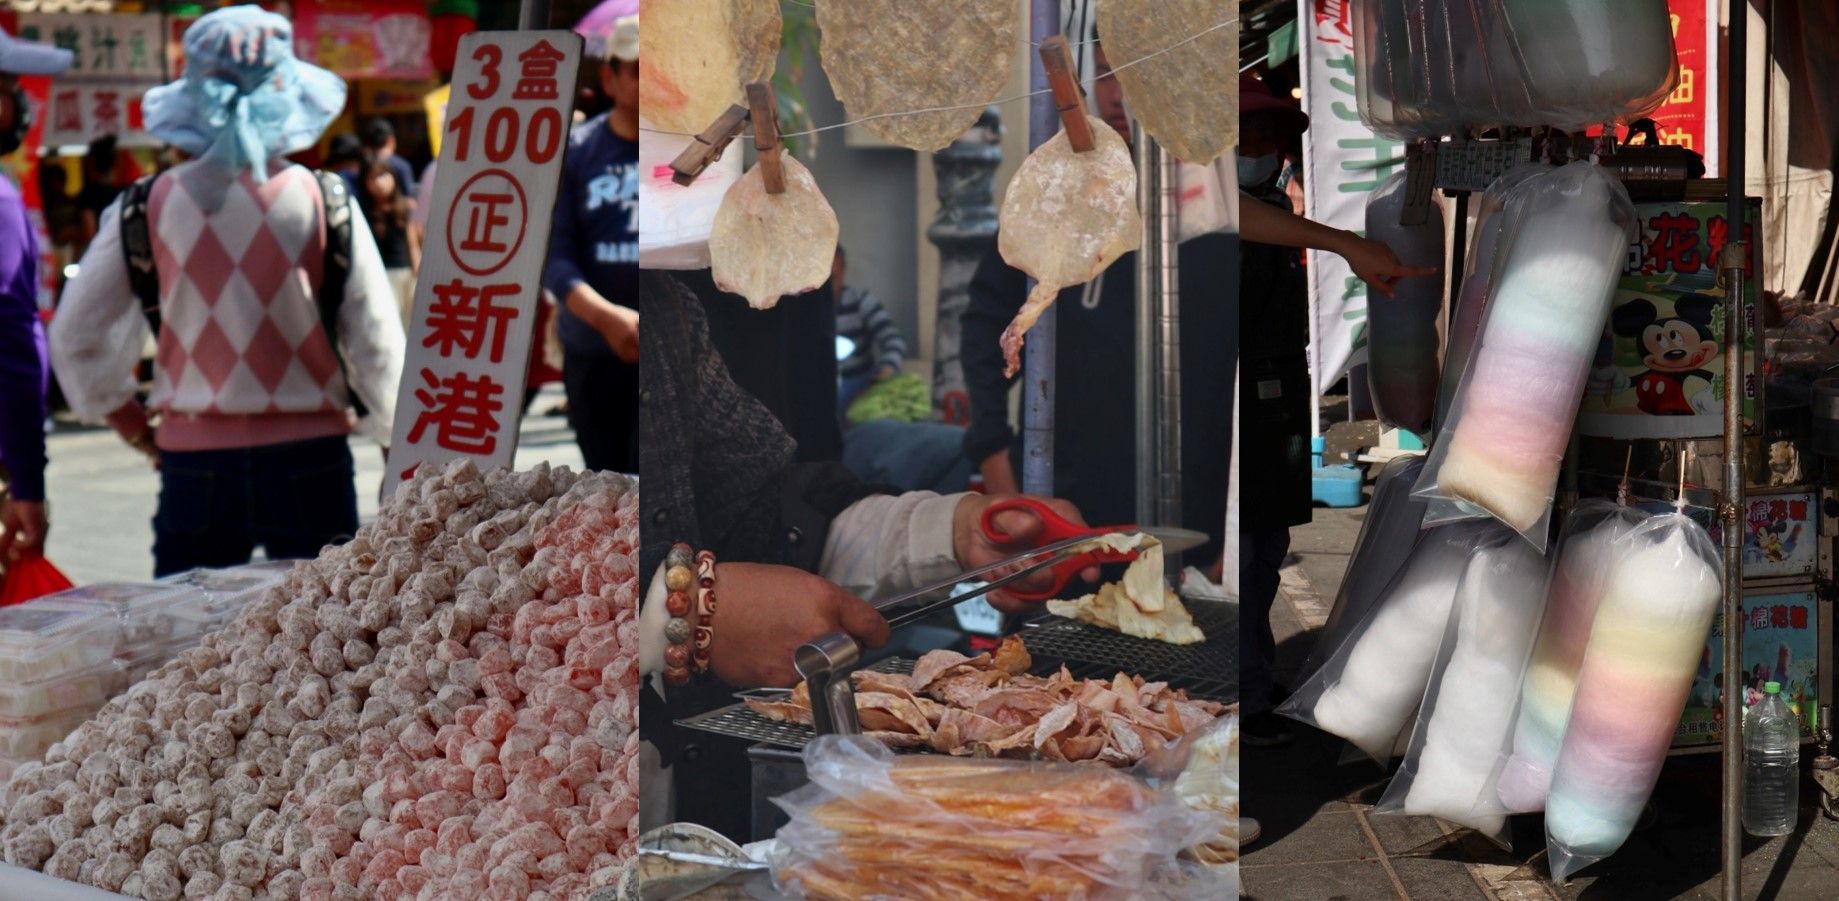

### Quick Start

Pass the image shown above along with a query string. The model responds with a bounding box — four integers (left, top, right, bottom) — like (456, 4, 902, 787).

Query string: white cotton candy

(1285, 522, 1493, 760)
(1379, 529, 1548, 844)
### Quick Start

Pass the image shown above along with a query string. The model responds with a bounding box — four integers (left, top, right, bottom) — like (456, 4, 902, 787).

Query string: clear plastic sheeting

(1364, 171, 1446, 436)
(1138, 713, 1241, 896)
(1375, 524, 1548, 846)
(1352, 0, 1678, 138)
(1497, 501, 1648, 814)
(1299, 455, 1430, 684)
(769, 735, 1225, 900)
(1415, 163, 1638, 548)
(1544, 513, 1721, 883)
(1278, 521, 1497, 761)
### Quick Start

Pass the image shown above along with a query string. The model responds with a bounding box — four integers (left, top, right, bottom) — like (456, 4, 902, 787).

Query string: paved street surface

(1243, 480, 1839, 900)
(41, 386, 584, 585)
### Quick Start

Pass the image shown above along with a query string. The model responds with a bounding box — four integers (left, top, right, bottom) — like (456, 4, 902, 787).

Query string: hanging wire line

(782, 0, 1110, 48)
(638, 15, 1239, 140)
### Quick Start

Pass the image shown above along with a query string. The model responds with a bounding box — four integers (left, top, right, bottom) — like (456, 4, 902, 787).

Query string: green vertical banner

(1298, 0, 1407, 395)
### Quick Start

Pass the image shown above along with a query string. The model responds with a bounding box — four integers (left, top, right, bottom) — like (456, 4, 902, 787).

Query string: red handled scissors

(977, 497, 1209, 602)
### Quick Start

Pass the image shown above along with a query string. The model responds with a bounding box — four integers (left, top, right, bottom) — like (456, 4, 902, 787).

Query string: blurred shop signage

(293, 0, 434, 81)
(18, 13, 163, 147)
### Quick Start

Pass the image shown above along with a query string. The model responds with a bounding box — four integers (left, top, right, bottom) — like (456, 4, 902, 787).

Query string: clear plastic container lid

(0, 603, 125, 684)
(158, 563, 288, 621)
(44, 582, 190, 647)
(117, 634, 202, 686)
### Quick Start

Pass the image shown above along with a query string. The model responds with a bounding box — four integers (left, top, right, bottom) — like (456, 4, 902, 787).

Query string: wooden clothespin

(745, 82, 785, 195)
(670, 104, 750, 187)
(1038, 35, 1095, 153)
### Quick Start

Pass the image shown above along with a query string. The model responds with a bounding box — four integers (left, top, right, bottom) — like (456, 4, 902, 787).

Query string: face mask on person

(1237, 152, 1281, 187)
(0, 86, 31, 156)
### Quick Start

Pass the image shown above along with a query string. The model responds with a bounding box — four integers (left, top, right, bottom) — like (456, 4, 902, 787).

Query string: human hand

(595, 303, 640, 364)
(952, 493, 1101, 615)
(873, 365, 898, 382)
(707, 562, 890, 688)
(978, 450, 1018, 495)
(0, 499, 47, 563)
(1336, 234, 1436, 299)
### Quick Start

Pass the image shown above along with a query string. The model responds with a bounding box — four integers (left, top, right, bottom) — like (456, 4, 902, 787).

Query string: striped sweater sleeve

(837, 287, 907, 378)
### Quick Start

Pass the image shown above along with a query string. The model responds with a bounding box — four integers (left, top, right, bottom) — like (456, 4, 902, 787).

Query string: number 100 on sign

(446, 41, 567, 167)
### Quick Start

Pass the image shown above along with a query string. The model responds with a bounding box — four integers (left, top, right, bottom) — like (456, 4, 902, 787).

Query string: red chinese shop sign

(387, 31, 582, 493)
(1649, 0, 1717, 167)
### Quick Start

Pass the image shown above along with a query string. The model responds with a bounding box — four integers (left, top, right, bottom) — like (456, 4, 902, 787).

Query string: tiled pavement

(1242, 490, 1839, 900)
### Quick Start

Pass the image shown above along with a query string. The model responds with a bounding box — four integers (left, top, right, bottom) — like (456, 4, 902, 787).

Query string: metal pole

(1155, 142, 1182, 575)
(1022, 0, 1059, 497)
(519, 0, 551, 31)
(1440, 190, 1469, 436)
(1135, 126, 1160, 528)
(1720, 2, 1749, 898)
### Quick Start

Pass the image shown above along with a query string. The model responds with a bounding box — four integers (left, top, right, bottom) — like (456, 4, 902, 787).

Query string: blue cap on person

(0, 24, 73, 76)
(141, 6, 346, 183)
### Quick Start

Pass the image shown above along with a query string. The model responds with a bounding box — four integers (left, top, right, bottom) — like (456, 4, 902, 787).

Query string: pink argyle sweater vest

(147, 165, 353, 451)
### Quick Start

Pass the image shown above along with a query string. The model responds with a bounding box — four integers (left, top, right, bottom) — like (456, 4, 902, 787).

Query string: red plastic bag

(0, 550, 74, 606)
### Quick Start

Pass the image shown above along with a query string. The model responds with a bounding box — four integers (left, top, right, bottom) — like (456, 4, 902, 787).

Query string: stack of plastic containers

(0, 597, 130, 780)
(0, 565, 289, 783)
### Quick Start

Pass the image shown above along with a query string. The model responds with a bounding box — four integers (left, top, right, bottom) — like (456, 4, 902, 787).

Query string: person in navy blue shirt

(543, 15, 639, 473)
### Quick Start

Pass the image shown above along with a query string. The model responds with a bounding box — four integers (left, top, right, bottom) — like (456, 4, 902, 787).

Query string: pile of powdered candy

(0, 459, 639, 900)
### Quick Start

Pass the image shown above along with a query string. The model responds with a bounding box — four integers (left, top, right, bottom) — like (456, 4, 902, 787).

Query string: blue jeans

(152, 435, 358, 577)
(842, 419, 974, 494)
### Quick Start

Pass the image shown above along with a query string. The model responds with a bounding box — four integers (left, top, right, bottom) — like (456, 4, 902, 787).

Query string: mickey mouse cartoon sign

(1611, 293, 1720, 417)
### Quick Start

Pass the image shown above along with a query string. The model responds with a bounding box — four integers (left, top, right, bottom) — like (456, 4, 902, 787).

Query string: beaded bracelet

(663, 543, 697, 685)
(692, 550, 718, 675)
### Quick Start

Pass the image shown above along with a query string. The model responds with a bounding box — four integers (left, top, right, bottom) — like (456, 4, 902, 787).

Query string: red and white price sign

(388, 30, 581, 494)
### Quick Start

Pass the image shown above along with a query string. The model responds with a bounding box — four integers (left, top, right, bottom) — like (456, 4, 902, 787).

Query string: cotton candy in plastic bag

(1437, 164, 1548, 427)
(1365, 170, 1446, 436)
(1278, 520, 1496, 761)
(1497, 500, 1649, 814)
(1299, 455, 1430, 683)
(1492, 0, 1680, 129)
(1352, 0, 1678, 138)
(1414, 162, 1638, 550)
(1422, 165, 1546, 527)
(1544, 513, 1721, 883)
(1374, 523, 1548, 846)
(771, 735, 1223, 900)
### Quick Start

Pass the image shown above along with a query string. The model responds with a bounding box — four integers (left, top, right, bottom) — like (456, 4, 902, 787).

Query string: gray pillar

(927, 107, 1004, 424)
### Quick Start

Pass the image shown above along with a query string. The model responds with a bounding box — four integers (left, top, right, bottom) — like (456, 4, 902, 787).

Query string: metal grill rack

(676, 658, 923, 752)
(677, 599, 1233, 753)
(1019, 598, 1235, 702)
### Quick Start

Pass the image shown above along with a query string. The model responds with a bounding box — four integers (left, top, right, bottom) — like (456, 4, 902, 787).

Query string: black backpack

(117, 168, 367, 416)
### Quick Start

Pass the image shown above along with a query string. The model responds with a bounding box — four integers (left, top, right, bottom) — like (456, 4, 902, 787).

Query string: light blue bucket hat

(142, 7, 346, 183)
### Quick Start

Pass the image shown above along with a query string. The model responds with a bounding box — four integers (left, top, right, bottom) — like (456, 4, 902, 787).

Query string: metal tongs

(792, 498, 1207, 736)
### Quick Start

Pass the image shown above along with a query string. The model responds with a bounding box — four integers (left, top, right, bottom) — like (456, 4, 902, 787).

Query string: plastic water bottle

(1743, 681, 1800, 836)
